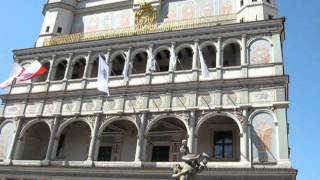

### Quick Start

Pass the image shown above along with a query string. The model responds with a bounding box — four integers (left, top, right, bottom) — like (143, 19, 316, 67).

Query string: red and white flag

(0, 64, 24, 88)
(16, 60, 47, 81)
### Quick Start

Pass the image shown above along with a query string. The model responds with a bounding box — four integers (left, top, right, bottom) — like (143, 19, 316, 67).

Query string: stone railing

(43, 14, 236, 46)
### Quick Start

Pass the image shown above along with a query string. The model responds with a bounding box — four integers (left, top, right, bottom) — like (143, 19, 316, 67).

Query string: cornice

(13, 18, 285, 59)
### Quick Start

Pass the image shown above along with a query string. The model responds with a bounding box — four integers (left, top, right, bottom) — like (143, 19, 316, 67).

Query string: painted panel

(159, 0, 236, 22)
(249, 39, 272, 64)
(252, 112, 277, 163)
(0, 122, 15, 160)
(72, 8, 134, 33)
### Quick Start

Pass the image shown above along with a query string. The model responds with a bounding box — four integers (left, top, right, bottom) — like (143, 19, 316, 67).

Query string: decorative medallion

(135, 2, 157, 27)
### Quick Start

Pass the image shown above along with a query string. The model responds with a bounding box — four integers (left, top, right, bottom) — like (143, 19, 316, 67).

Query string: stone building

(0, 0, 297, 179)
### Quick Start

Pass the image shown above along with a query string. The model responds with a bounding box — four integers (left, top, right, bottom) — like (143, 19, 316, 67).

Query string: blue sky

(0, 0, 319, 179)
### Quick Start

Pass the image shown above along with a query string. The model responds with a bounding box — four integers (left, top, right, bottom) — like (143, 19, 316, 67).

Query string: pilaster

(216, 37, 222, 79)
(44, 115, 60, 164)
(86, 113, 102, 164)
(135, 112, 147, 161)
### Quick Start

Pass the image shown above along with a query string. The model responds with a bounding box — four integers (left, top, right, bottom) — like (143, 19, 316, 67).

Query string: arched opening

(110, 54, 125, 76)
(223, 43, 241, 67)
(154, 49, 170, 72)
(89, 57, 99, 78)
(33, 62, 50, 82)
(97, 120, 138, 161)
(176, 47, 193, 71)
(53, 60, 67, 81)
(197, 116, 240, 161)
(55, 121, 91, 161)
(19, 122, 50, 160)
(0, 122, 15, 161)
(201, 45, 217, 68)
(145, 117, 187, 162)
(71, 58, 86, 79)
(131, 51, 147, 74)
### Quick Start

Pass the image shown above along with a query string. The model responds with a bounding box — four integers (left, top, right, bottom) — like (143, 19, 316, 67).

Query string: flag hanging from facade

(0, 64, 24, 88)
(16, 60, 47, 81)
(198, 47, 210, 78)
(122, 51, 129, 81)
(97, 55, 110, 96)
(147, 49, 156, 72)
(169, 46, 177, 71)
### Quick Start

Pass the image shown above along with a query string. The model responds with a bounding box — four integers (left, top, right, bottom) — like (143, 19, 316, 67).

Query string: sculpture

(135, 2, 157, 27)
(172, 140, 209, 180)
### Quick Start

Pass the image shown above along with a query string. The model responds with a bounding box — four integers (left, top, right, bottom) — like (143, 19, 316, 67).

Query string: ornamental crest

(135, 2, 157, 27)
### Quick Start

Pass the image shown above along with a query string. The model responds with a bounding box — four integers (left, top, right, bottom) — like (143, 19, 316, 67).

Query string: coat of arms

(135, 2, 157, 27)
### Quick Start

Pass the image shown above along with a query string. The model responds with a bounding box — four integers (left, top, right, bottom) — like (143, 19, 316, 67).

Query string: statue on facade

(172, 140, 209, 180)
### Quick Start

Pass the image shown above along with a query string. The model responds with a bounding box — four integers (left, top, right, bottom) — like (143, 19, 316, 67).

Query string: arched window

(53, 60, 67, 81)
(249, 39, 272, 64)
(154, 49, 170, 72)
(176, 47, 193, 71)
(110, 54, 125, 76)
(89, 57, 99, 78)
(251, 112, 277, 163)
(0, 122, 15, 161)
(131, 51, 147, 74)
(201, 45, 217, 68)
(33, 62, 50, 82)
(71, 58, 86, 79)
(223, 43, 241, 67)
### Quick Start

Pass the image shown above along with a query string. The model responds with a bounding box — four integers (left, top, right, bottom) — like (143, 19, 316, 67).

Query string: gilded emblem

(135, 2, 157, 27)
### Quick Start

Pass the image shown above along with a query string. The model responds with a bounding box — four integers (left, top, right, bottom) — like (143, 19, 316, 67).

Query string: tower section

(237, 0, 278, 22)
(36, 0, 76, 47)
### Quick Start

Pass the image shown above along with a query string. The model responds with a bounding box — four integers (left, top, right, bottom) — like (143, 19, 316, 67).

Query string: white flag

(0, 63, 24, 89)
(147, 49, 156, 72)
(198, 47, 210, 78)
(169, 46, 177, 71)
(122, 51, 129, 81)
(97, 55, 110, 96)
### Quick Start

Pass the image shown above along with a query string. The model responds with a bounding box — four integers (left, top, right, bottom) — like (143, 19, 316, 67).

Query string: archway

(55, 121, 91, 161)
(176, 47, 193, 71)
(33, 61, 50, 82)
(97, 120, 138, 161)
(145, 117, 188, 162)
(201, 45, 217, 68)
(70, 58, 86, 79)
(89, 56, 99, 78)
(53, 60, 67, 81)
(223, 43, 241, 67)
(197, 115, 240, 161)
(19, 122, 50, 160)
(154, 49, 170, 72)
(110, 54, 125, 76)
(131, 51, 148, 74)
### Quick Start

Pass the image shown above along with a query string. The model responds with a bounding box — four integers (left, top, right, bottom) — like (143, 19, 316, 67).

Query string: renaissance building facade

(0, 0, 297, 179)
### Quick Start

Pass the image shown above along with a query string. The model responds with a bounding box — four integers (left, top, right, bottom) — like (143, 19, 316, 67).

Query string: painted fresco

(72, 9, 134, 33)
(0, 122, 15, 160)
(160, 0, 236, 22)
(252, 112, 277, 163)
(249, 39, 272, 64)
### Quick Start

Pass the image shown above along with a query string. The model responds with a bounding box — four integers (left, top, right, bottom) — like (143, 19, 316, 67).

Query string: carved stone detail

(135, 2, 157, 27)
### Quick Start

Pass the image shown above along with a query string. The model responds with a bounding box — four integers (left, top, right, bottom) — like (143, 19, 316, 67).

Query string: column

(192, 40, 199, 81)
(63, 53, 73, 80)
(87, 113, 102, 162)
(168, 42, 176, 83)
(135, 112, 147, 161)
(241, 34, 248, 78)
(6, 117, 23, 164)
(216, 37, 222, 79)
(82, 51, 92, 79)
(145, 45, 153, 84)
(44, 116, 60, 163)
(46, 55, 55, 82)
(187, 111, 196, 153)
(240, 108, 249, 161)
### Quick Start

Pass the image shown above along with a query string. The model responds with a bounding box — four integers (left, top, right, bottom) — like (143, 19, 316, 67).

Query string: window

(45, 26, 50, 33)
(57, 27, 62, 34)
(214, 131, 233, 160)
(266, 0, 271, 3)
(240, 0, 244, 6)
(151, 146, 170, 162)
(268, 15, 274, 20)
(98, 146, 112, 161)
(252, 0, 257, 2)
